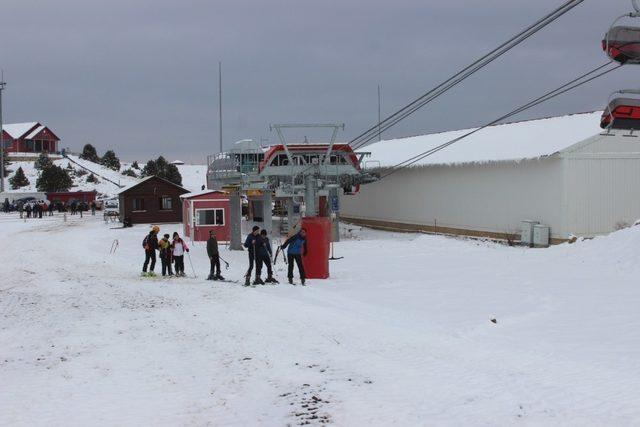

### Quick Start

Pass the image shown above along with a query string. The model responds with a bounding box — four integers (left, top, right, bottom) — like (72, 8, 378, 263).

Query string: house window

(160, 196, 172, 210)
(196, 208, 224, 226)
(132, 198, 145, 211)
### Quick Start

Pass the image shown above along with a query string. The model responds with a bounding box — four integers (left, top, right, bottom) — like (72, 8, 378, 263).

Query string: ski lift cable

(383, 61, 616, 170)
(349, 0, 586, 150)
(379, 61, 622, 179)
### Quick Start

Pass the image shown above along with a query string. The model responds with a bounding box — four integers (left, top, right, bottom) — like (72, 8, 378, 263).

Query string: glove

(186, 249, 189, 253)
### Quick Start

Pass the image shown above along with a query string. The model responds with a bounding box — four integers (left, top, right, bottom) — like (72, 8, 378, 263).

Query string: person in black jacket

(243, 226, 264, 285)
(259, 229, 278, 283)
(207, 230, 224, 280)
(281, 229, 308, 285)
(142, 226, 160, 276)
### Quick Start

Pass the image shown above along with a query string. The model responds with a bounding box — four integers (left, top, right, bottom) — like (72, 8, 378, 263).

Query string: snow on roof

(365, 111, 604, 167)
(25, 125, 46, 139)
(2, 122, 39, 139)
(116, 175, 188, 195)
(170, 160, 185, 165)
(180, 189, 227, 199)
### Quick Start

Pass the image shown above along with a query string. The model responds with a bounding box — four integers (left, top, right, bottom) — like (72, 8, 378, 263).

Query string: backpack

(142, 235, 149, 249)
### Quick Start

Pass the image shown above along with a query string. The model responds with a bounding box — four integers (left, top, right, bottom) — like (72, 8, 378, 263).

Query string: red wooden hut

(181, 190, 230, 242)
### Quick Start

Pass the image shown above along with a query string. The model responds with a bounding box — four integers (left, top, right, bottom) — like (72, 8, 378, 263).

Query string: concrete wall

(342, 158, 565, 239)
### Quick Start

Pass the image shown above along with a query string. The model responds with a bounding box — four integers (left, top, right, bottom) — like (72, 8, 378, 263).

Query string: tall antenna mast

(218, 61, 223, 153)
(0, 70, 6, 193)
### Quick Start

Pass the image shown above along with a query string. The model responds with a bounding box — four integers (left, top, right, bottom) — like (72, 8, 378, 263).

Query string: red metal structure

(182, 190, 231, 242)
(259, 144, 361, 172)
(2, 122, 60, 153)
(301, 216, 331, 279)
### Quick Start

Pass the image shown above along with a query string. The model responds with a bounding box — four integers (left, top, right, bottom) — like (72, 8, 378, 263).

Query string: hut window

(132, 198, 145, 211)
(160, 196, 172, 210)
(196, 208, 225, 226)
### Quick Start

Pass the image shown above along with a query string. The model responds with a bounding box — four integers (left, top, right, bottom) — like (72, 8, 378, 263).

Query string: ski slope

(1, 215, 639, 425)
(3, 156, 208, 197)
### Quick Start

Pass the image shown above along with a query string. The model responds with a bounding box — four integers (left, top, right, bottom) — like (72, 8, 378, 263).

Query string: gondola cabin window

(196, 208, 225, 226)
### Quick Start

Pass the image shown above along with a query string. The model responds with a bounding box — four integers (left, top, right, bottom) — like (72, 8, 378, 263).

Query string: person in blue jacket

(281, 228, 308, 285)
(243, 225, 265, 285)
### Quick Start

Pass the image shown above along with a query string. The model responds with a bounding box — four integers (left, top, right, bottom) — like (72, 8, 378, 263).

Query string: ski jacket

(207, 237, 219, 257)
(143, 232, 159, 251)
(282, 233, 307, 256)
(172, 238, 189, 256)
(258, 237, 273, 258)
(243, 233, 264, 255)
(159, 239, 172, 259)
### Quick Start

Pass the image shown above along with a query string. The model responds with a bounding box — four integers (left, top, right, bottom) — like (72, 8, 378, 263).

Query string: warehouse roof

(365, 111, 604, 167)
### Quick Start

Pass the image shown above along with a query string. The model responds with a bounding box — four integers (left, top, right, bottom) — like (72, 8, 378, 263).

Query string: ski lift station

(340, 111, 640, 244)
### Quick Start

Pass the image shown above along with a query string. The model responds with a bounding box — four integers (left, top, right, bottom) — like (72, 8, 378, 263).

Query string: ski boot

(288, 277, 295, 285)
(244, 275, 251, 287)
(266, 275, 279, 284)
(148, 271, 157, 277)
(301, 279, 306, 286)
(253, 277, 265, 285)
(215, 274, 225, 281)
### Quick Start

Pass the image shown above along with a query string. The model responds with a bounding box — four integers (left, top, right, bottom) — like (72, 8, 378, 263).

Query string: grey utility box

(533, 224, 550, 248)
(520, 220, 539, 246)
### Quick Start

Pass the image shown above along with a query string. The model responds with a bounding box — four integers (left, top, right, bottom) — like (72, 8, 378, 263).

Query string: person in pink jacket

(171, 232, 189, 277)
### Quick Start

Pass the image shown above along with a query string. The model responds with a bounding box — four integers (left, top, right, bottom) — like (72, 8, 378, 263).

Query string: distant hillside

(3, 155, 208, 197)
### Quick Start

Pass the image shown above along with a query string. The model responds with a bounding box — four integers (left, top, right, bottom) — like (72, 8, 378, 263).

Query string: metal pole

(218, 61, 223, 153)
(377, 84, 381, 142)
(0, 70, 5, 193)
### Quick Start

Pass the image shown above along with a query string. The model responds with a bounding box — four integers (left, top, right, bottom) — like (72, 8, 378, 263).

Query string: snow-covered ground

(176, 164, 207, 192)
(1, 215, 639, 425)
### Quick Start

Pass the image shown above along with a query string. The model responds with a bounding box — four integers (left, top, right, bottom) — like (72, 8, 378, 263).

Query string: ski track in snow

(1, 214, 640, 426)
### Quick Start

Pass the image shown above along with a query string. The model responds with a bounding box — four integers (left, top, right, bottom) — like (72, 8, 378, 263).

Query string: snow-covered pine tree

(9, 166, 29, 189)
(101, 150, 120, 171)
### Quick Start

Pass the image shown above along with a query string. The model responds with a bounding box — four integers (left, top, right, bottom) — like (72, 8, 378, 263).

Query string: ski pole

(218, 255, 230, 269)
(187, 251, 197, 278)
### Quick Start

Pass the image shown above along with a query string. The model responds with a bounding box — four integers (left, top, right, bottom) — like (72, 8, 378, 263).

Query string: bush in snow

(75, 168, 88, 177)
(131, 160, 140, 170)
(141, 156, 182, 186)
(9, 166, 29, 189)
(34, 152, 53, 170)
(36, 165, 73, 192)
(86, 173, 100, 183)
(101, 150, 121, 171)
(121, 168, 137, 178)
(80, 144, 100, 163)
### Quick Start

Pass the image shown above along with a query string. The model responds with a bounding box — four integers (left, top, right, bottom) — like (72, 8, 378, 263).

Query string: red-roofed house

(2, 122, 60, 153)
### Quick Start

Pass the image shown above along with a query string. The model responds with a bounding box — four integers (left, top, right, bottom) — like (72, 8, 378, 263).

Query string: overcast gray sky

(2, 0, 638, 162)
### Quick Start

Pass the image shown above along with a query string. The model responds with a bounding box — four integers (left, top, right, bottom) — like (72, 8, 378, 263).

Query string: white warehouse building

(341, 111, 640, 244)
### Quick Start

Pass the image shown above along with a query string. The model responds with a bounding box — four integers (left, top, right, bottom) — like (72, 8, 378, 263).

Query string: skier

(90, 201, 96, 216)
(206, 230, 224, 280)
(281, 228, 308, 285)
(48, 201, 54, 216)
(142, 226, 160, 276)
(18, 202, 23, 219)
(25, 203, 32, 218)
(243, 226, 264, 285)
(158, 233, 173, 276)
(171, 232, 189, 277)
(259, 229, 278, 283)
